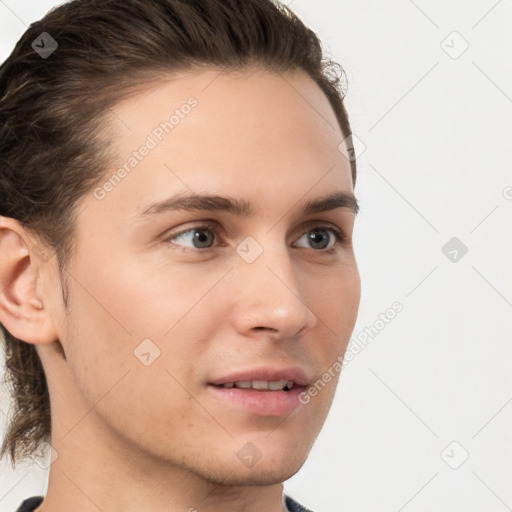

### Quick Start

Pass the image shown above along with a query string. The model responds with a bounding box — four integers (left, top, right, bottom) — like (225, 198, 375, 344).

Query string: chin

(196, 442, 311, 487)
(203, 458, 306, 487)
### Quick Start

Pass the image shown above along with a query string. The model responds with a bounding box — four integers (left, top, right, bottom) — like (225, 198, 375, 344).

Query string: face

(43, 67, 360, 485)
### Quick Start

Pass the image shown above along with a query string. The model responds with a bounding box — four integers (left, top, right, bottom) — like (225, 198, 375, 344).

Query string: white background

(1, 1, 511, 511)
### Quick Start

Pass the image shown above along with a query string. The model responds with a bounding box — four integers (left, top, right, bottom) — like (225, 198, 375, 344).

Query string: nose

(228, 241, 317, 340)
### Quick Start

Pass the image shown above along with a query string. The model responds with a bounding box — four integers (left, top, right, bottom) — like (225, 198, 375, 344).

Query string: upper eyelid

(296, 219, 345, 234)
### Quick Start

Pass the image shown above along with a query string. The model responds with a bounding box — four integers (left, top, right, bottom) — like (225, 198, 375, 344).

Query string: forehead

(91, 67, 353, 217)
(110, 66, 341, 134)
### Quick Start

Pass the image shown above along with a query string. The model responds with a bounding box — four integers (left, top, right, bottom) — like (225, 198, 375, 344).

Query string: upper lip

(209, 366, 310, 387)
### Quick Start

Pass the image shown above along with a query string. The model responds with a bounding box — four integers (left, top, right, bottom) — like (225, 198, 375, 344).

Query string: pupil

(193, 229, 214, 248)
(309, 229, 329, 249)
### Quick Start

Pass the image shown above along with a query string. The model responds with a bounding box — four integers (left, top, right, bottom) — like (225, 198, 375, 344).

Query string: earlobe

(0, 217, 58, 345)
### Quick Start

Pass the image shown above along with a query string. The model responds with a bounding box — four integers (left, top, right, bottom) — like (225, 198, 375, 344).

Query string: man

(0, 1, 360, 510)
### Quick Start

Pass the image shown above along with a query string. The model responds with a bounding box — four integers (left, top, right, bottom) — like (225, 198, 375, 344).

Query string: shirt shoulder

(284, 493, 318, 512)
(15, 496, 44, 512)
(17, 493, 315, 511)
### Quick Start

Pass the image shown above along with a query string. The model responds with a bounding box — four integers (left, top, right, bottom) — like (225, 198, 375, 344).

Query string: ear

(0, 216, 59, 344)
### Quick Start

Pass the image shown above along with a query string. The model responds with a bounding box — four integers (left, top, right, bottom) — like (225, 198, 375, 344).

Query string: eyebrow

(136, 190, 359, 219)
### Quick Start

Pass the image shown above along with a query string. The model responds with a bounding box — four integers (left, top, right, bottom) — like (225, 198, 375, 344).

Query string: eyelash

(163, 221, 347, 254)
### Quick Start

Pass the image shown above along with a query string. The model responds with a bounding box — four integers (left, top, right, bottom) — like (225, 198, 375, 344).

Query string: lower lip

(207, 385, 306, 416)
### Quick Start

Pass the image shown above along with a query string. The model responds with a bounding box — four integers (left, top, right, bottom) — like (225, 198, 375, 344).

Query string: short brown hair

(0, 0, 357, 468)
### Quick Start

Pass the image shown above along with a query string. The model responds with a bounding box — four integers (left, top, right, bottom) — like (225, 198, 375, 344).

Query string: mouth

(207, 367, 310, 416)
(212, 379, 296, 391)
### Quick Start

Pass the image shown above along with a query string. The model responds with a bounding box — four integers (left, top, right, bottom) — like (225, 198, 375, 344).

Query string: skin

(0, 67, 360, 512)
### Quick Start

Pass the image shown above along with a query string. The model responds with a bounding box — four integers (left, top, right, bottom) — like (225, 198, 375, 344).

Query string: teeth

(234, 380, 252, 389)
(220, 380, 295, 390)
(252, 380, 269, 390)
(269, 379, 289, 390)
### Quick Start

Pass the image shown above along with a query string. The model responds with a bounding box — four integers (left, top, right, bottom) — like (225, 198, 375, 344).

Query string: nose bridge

(230, 233, 317, 336)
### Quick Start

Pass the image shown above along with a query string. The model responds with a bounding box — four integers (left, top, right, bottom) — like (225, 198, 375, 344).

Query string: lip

(207, 384, 307, 416)
(208, 366, 310, 387)
(207, 366, 310, 416)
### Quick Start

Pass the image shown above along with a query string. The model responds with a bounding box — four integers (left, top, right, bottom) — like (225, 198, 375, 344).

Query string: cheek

(115, 256, 231, 339)
(64, 247, 229, 391)
(64, 290, 134, 410)
(300, 270, 360, 408)
(63, 285, 211, 448)
(307, 262, 360, 334)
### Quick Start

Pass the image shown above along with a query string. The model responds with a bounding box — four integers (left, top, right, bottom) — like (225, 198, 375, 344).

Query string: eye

(167, 224, 218, 249)
(164, 222, 347, 253)
(294, 226, 345, 251)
